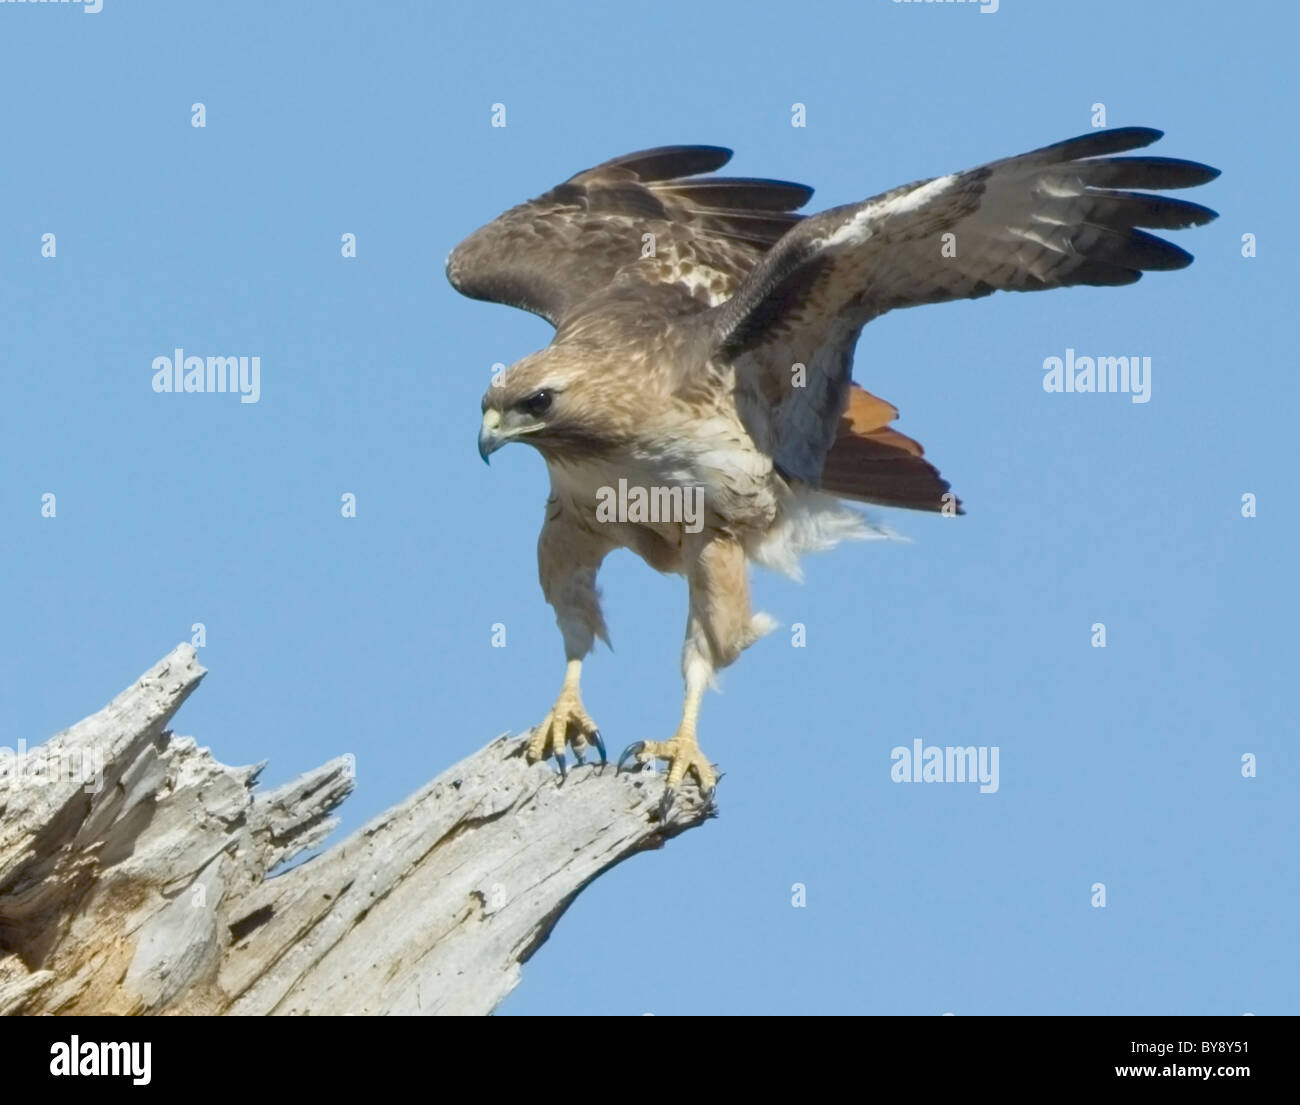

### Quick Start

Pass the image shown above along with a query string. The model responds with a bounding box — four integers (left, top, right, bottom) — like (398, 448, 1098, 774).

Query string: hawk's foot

(525, 684, 604, 777)
(617, 728, 718, 793)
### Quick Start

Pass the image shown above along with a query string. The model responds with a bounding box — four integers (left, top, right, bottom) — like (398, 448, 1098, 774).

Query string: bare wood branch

(0, 644, 710, 1015)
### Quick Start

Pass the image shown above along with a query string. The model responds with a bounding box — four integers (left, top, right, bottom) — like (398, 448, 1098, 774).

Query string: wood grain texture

(0, 644, 711, 1016)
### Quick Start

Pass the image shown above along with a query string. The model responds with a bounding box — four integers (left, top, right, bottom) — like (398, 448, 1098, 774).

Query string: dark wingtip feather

(1031, 126, 1165, 164)
(596, 144, 734, 182)
(1060, 261, 1143, 288)
(1078, 225, 1194, 274)
(1089, 156, 1222, 190)
(657, 177, 816, 211)
(1084, 125, 1165, 153)
(1127, 229, 1195, 270)
(1086, 191, 1220, 230)
(1110, 125, 1165, 145)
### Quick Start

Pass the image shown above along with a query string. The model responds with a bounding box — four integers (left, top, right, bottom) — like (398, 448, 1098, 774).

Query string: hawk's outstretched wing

(709, 127, 1220, 485)
(445, 145, 814, 329)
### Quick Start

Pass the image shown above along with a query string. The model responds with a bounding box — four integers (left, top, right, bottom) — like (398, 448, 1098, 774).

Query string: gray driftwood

(0, 644, 711, 1015)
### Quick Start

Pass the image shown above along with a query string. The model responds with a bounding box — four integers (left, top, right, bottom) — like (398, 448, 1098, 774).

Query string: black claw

(657, 786, 677, 821)
(591, 729, 607, 765)
(553, 750, 567, 781)
(616, 741, 646, 775)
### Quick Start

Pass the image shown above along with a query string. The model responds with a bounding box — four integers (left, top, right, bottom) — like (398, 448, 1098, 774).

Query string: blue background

(1, 0, 1293, 1015)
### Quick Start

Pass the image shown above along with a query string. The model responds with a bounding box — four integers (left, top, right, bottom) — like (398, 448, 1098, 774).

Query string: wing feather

(710, 127, 1219, 487)
(446, 146, 814, 328)
(819, 385, 961, 514)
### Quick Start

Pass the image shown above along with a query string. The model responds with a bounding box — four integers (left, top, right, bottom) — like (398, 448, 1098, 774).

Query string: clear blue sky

(2, 1, 1294, 1015)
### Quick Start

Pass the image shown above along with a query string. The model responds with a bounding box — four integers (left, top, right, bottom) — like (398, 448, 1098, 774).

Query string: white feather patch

(748, 490, 899, 581)
(884, 173, 958, 216)
(823, 174, 958, 247)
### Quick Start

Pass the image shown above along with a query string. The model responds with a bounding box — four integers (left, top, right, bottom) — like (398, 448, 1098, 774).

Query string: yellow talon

(619, 727, 717, 791)
(526, 660, 603, 769)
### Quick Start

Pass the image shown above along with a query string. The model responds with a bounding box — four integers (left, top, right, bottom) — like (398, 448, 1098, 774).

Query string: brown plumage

(821, 386, 959, 514)
(451, 128, 1218, 793)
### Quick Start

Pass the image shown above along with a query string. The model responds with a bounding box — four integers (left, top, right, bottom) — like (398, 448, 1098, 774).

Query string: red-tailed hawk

(447, 128, 1217, 799)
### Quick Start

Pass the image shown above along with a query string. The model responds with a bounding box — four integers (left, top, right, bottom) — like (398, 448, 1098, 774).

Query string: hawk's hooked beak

(478, 409, 505, 464)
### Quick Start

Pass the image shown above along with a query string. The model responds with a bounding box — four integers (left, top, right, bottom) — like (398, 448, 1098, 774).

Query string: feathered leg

(527, 502, 611, 775)
(619, 531, 774, 795)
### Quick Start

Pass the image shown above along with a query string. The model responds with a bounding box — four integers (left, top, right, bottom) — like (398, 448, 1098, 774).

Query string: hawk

(447, 128, 1217, 798)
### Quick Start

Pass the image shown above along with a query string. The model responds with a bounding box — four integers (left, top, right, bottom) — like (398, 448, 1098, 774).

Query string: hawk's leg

(618, 653, 716, 791)
(530, 504, 613, 776)
(525, 658, 604, 774)
(618, 533, 772, 798)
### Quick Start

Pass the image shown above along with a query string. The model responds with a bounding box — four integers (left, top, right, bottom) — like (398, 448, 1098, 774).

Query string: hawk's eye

(519, 390, 553, 417)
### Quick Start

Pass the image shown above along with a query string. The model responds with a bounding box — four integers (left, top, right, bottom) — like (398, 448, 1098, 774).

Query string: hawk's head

(478, 348, 623, 463)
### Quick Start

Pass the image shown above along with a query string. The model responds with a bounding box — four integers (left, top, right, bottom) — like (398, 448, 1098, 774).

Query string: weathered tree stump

(0, 644, 711, 1015)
